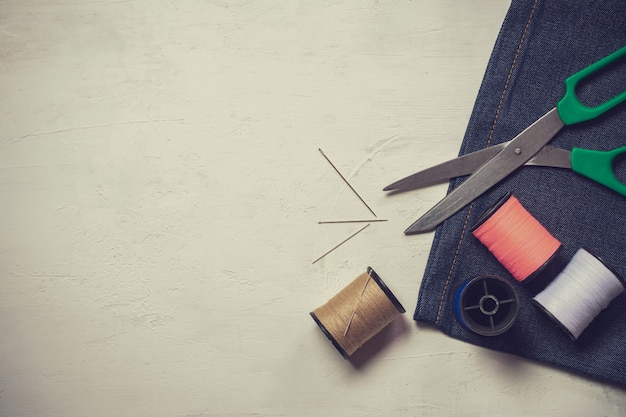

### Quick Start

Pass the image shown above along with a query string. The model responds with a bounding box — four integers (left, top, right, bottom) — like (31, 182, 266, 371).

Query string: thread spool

(310, 267, 405, 358)
(471, 193, 562, 283)
(454, 275, 519, 336)
(533, 248, 625, 340)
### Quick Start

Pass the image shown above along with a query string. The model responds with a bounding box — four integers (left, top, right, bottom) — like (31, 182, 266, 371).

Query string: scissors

(385, 45, 626, 235)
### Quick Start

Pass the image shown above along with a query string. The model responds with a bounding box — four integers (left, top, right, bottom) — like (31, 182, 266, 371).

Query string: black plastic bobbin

(454, 275, 519, 336)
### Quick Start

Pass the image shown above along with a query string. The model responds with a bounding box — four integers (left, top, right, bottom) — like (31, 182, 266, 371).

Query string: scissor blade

(385, 144, 572, 193)
(526, 145, 572, 168)
(383, 144, 506, 192)
(404, 108, 565, 235)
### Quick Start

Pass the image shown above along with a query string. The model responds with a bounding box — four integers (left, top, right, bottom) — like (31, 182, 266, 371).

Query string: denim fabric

(414, 0, 626, 386)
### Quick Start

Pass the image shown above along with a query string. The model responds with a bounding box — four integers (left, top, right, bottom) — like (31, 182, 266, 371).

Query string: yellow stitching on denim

(434, 0, 540, 326)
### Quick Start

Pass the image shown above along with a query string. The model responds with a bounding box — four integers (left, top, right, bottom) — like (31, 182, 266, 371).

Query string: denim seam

(434, 0, 540, 326)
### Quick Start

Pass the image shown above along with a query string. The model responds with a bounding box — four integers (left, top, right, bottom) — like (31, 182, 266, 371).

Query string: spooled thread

(472, 193, 561, 283)
(533, 248, 625, 340)
(310, 267, 405, 358)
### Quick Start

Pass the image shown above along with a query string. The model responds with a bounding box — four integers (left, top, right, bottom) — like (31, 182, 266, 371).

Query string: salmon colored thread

(472, 195, 561, 282)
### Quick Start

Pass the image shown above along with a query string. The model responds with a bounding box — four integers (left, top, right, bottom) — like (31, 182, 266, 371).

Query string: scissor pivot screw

(514, 147, 522, 155)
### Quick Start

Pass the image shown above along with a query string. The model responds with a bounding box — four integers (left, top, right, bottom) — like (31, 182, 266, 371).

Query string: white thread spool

(533, 248, 625, 340)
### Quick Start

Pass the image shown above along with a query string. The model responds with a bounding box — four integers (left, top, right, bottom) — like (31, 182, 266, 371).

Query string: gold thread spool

(310, 267, 405, 358)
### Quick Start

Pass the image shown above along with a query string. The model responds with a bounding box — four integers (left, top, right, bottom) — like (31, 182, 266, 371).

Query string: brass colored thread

(311, 268, 404, 357)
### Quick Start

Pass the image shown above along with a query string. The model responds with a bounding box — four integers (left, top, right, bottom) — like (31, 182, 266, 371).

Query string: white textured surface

(1, 1, 624, 416)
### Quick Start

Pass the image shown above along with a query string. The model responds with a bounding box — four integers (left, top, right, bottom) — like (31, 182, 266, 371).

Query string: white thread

(533, 248, 625, 340)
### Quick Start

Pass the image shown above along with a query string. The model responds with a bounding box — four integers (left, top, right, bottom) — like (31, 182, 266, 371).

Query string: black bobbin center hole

(479, 295, 499, 316)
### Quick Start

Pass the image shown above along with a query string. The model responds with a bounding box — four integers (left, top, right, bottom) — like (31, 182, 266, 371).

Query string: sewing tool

(533, 248, 625, 340)
(315, 148, 385, 263)
(310, 267, 405, 358)
(318, 148, 377, 218)
(383, 45, 626, 234)
(318, 219, 388, 224)
(311, 224, 370, 264)
(454, 275, 519, 336)
(471, 193, 561, 283)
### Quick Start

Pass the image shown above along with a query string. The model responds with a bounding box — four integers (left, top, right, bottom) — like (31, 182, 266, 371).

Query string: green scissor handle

(570, 146, 626, 196)
(557, 45, 626, 125)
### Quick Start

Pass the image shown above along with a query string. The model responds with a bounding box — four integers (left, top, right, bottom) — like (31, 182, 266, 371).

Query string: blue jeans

(414, 0, 626, 386)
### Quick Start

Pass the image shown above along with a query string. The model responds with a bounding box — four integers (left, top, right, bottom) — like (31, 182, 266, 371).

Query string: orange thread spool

(471, 193, 561, 282)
